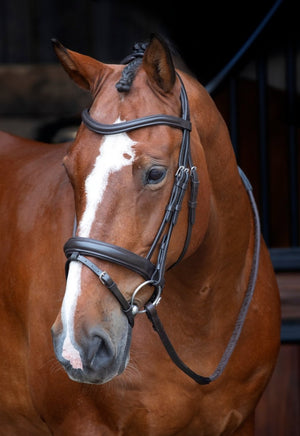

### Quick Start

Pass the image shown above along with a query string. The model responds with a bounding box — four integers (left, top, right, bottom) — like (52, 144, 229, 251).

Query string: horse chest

(35, 376, 243, 436)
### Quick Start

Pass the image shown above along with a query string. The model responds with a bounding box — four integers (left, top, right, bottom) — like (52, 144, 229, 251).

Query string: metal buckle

(175, 165, 185, 177)
(99, 271, 107, 285)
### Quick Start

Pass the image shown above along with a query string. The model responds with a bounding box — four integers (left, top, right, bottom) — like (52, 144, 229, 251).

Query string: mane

(115, 41, 148, 93)
(115, 37, 190, 93)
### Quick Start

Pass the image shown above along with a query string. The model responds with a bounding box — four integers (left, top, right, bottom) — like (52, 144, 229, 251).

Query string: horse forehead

(87, 123, 137, 188)
(78, 125, 136, 237)
(92, 69, 178, 122)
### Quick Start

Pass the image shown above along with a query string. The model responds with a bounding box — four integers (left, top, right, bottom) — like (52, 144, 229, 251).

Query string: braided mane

(115, 42, 148, 93)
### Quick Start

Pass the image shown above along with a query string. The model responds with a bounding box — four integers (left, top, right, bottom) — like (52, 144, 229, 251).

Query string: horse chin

(63, 356, 130, 385)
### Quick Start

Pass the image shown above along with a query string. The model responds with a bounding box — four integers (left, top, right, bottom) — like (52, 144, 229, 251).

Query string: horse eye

(146, 166, 167, 185)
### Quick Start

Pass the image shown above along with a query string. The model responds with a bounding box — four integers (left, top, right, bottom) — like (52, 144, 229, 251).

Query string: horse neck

(167, 99, 253, 329)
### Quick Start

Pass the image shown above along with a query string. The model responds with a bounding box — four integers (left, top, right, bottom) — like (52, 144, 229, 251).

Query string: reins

(63, 52, 261, 384)
(145, 168, 260, 384)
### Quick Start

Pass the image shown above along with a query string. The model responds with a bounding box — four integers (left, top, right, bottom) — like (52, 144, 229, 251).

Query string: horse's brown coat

(0, 36, 280, 435)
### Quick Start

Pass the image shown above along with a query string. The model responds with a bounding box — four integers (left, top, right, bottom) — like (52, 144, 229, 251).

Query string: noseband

(63, 70, 261, 385)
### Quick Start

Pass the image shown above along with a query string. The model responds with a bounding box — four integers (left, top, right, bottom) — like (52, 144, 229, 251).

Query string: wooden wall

(256, 344, 300, 436)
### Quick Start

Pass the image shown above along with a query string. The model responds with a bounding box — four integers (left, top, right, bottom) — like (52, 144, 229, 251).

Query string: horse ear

(142, 34, 176, 93)
(51, 39, 107, 92)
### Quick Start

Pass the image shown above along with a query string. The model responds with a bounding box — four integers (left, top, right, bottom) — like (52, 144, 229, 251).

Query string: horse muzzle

(51, 317, 132, 384)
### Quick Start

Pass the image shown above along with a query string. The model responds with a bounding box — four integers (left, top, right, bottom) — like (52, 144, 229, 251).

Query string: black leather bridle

(63, 71, 261, 385)
(64, 73, 197, 327)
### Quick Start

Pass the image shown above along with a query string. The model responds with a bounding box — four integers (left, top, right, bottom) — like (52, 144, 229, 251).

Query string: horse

(0, 35, 280, 435)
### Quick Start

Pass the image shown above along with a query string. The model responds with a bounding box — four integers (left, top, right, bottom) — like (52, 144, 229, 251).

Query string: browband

(81, 108, 192, 135)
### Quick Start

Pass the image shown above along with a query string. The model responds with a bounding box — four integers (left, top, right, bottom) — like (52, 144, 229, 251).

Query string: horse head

(51, 35, 213, 384)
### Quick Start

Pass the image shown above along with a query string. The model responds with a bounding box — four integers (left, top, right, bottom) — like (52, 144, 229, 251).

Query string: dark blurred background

(0, 0, 286, 82)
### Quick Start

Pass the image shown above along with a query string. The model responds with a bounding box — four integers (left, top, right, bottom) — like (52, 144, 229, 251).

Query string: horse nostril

(87, 330, 115, 371)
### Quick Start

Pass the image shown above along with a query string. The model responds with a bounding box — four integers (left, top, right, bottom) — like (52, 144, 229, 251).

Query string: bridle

(64, 73, 196, 326)
(63, 69, 261, 385)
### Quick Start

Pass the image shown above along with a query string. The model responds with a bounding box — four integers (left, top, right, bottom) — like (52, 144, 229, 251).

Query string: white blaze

(61, 262, 83, 369)
(61, 124, 136, 369)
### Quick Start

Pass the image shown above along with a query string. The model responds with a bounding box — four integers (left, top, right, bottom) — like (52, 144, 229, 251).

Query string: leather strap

(66, 252, 135, 327)
(81, 109, 192, 136)
(143, 169, 261, 384)
(145, 302, 211, 384)
(64, 237, 156, 281)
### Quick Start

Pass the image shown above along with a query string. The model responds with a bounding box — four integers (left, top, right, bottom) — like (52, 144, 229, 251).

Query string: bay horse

(0, 35, 280, 435)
